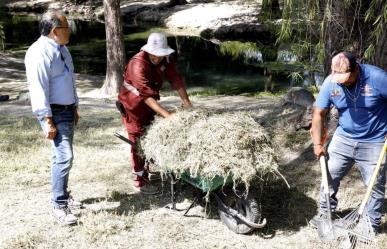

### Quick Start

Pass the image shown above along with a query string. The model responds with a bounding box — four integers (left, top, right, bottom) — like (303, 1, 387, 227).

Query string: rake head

(334, 208, 377, 249)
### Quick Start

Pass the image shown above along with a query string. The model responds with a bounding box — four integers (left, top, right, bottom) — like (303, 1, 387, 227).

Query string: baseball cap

(331, 52, 357, 83)
(141, 32, 175, 57)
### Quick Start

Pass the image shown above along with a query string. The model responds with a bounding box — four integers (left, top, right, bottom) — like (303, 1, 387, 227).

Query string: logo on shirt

(361, 84, 373, 96)
(330, 88, 341, 97)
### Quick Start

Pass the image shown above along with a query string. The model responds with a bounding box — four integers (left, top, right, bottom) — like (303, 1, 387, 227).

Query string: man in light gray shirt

(25, 10, 81, 225)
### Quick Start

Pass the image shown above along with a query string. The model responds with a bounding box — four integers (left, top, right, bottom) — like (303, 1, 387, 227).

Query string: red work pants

(122, 117, 148, 187)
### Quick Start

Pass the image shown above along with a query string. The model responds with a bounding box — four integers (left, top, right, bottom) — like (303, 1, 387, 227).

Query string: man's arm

(25, 50, 57, 140)
(176, 87, 192, 109)
(311, 107, 329, 157)
(144, 97, 172, 118)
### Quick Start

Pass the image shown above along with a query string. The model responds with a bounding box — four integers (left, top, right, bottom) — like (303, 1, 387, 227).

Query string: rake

(334, 139, 387, 249)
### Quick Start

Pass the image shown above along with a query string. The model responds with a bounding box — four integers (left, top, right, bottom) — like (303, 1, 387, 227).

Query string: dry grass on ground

(1, 96, 386, 249)
(0, 52, 386, 249)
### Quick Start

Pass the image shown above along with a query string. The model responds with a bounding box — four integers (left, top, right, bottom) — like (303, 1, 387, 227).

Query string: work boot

(52, 206, 78, 225)
(133, 174, 159, 195)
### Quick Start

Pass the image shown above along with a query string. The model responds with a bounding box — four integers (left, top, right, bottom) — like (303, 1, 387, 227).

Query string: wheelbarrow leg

(167, 173, 176, 210)
(183, 196, 199, 216)
(171, 174, 175, 210)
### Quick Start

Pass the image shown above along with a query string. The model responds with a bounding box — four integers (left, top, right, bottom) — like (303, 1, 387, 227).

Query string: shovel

(317, 155, 337, 241)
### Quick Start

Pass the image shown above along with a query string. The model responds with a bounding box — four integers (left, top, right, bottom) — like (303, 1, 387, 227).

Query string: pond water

(0, 10, 297, 95)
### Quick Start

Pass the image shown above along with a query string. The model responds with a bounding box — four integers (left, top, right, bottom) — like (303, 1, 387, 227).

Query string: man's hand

(177, 88, 192, 109)
(164, 112, 173, 118)
(313, 144, 325, 158)
(45, 117, 57, 140)
(74, 108, 80, 125)
(182, 99, 192, 109)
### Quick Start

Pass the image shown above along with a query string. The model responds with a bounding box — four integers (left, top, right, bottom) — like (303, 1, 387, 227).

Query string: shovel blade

(317, 220, 337, 241)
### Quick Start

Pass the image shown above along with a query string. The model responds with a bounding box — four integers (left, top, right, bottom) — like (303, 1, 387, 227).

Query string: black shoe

(0, 95, 9, 102)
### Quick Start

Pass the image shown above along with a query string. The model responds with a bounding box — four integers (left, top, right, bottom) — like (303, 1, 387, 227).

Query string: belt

(123, 81, 140, 96)
(50, 103, 76, 110)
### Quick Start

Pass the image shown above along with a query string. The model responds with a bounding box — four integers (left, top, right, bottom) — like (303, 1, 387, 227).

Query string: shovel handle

(358, 139, 387, 214)
(320, 155, 330, 195)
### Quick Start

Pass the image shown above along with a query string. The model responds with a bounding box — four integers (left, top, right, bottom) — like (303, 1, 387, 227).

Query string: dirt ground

(0, 51, 386, 249)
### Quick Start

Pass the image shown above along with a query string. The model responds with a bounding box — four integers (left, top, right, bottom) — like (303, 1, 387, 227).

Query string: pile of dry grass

(140, 109, 282, 189)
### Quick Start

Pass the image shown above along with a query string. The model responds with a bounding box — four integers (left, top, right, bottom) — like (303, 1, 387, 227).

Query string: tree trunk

(374, 30, 387, 70)
(100, 0, 126, 96)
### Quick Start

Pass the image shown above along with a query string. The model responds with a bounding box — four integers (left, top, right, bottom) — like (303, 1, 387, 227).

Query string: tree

(276, 0, 387, 77)
(0, 24, 5, 51)
(100, 0, 126, 96)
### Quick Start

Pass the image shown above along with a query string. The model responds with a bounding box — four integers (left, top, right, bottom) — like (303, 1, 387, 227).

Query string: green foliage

(364, 0, 387, 61)
(288, 71, 304, 85)
(219, 41, 259, 61)
(0, 23, 4, 51)
(275, 0, 387, 74)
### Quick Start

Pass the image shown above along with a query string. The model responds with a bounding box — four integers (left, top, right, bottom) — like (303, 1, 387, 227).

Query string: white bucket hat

(141, 32, 175, 57)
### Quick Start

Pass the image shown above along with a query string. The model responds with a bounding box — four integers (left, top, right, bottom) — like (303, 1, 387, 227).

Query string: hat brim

(331, 72, 351, 83)
(141, 44, 175, 57)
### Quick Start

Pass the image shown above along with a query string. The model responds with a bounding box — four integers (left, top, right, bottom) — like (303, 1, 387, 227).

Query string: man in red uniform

(117, 32, 192, 194)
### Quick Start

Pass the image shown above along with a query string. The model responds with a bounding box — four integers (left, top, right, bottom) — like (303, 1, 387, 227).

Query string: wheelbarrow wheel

(217, 190, 261, 234)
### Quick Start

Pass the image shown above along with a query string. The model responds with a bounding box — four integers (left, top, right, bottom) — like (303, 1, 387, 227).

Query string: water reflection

(0, 10, 293, 94)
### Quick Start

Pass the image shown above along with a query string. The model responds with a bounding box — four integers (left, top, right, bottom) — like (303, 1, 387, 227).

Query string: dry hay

(140, 109, 282, 189)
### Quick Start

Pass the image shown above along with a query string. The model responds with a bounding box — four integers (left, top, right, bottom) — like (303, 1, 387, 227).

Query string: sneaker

(134, 182, 159, 195)
(52, 206, 78, 225)
(67, 195, 83, 209)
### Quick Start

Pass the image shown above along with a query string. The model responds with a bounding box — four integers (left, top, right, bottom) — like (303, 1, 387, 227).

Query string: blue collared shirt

(25, 35, 78, 117)
(315, 64, 387, 142)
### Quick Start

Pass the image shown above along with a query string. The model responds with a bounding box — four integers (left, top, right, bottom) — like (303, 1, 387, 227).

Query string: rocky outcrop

(282, 87, 315, 131)
(5, 0, 270, 42)
(6, 0, 101, 20)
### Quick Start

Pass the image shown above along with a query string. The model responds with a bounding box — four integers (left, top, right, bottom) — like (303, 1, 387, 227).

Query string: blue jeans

(319, 134, 386, 229)
(39, 108, 75, 208)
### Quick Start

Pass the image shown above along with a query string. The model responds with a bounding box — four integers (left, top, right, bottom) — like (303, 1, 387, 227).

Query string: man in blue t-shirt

(310, 52, 387, 233)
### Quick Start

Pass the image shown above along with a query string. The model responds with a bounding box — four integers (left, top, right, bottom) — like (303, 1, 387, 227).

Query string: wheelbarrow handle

(114, 132, 135, 146)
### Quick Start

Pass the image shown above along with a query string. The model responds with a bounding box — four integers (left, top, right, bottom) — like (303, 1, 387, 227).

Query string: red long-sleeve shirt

(118, 51, 185, 132)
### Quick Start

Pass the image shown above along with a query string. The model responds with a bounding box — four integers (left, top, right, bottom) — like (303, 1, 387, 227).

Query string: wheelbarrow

(114, 132, 266, 234)
(170, 172, 267, 234)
